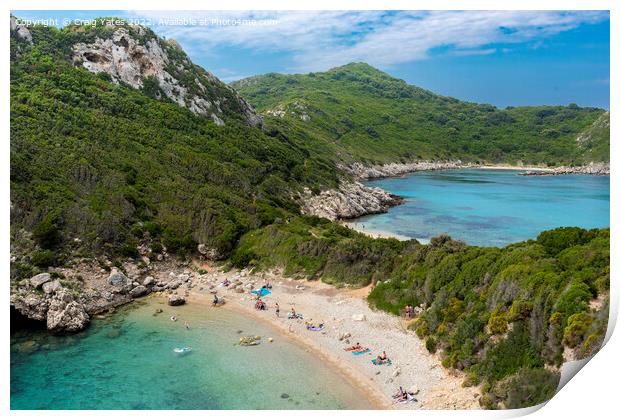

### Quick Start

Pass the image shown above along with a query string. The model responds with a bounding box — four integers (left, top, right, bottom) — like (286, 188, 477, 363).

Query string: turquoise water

(10, 297, 373, 410)
(355, 169, 609, 247)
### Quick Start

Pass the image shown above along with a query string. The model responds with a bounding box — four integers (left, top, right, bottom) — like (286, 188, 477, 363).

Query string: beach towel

(352, 348, 370, 356)
(372, 358, 392, 366)
(287, 313, 303, 319)
(252, 288, 271, 297)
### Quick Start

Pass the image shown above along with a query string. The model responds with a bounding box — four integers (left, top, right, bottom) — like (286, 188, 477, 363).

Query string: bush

(230, 248, 258, 268)
(563, 312, 593, 348)
(491, 367, 560, 409)
(32, 213, 62, 249)
(488, 312, 508, 335)
(426, 336, 437, 353)
(31, 250, 56, 268)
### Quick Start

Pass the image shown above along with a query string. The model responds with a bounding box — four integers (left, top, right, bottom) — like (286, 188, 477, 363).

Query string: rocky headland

(299, 182, 404, 221)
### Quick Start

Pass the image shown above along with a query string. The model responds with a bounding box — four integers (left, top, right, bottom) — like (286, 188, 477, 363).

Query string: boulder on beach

(142, 276, 155, 286)
(168, 295, 186, 306)
(351, 313, 366, 321)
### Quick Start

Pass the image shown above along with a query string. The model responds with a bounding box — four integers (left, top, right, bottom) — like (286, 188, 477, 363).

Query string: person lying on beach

(275, 303, 280, 317)
(344, 342, 364, 352)
(262, 282, 272, 289)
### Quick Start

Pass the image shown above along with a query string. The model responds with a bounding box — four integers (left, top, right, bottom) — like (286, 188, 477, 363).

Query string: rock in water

(281, 393, 290, 399)
(108, 269, 128, 286)
(168, 295, 186, 306)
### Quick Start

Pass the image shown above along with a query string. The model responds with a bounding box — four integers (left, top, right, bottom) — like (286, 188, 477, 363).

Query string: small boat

(173, 347, 192, 354)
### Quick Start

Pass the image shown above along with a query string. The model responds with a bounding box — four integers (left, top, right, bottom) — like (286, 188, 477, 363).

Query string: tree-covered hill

(10, 19, 340, 266)
(233, 62, 609, 166)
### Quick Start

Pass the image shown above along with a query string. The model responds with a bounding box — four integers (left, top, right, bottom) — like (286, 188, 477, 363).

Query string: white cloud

(126, 10, 608, 72)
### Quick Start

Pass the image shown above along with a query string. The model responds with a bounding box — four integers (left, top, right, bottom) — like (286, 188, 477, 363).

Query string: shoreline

(341, 221, 422, 242)
(187, 291, 392, 410)
(183, 268, 480, 410)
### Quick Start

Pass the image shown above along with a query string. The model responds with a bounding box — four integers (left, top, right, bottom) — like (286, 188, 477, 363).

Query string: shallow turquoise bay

(354, 169, 609, 246)
(11, 297, 372, 410)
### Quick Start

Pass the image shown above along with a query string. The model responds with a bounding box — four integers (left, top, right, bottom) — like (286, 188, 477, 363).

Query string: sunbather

(377, 351, 389, 363)
(344, 342, 364, 352)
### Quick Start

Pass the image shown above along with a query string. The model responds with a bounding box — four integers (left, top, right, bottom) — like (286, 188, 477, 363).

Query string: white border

(2, 1, 616, 420)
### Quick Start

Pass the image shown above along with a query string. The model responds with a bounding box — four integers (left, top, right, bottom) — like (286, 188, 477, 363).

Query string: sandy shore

(341, 222, 430, 244)
(178, 266, 480, 410)
(476, 164, 553, 172)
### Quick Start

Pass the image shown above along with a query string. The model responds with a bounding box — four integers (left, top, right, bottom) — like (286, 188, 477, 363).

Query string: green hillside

(10, 19, 609, 410)
(10, 20, 340, 267)
(234, 63, 608, 166)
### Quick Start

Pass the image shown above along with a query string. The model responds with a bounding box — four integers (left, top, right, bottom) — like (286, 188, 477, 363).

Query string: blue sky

(13, 10, 610, 109)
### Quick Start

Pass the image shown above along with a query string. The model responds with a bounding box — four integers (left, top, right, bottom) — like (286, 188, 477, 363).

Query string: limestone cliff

(69, 23, 261, 127)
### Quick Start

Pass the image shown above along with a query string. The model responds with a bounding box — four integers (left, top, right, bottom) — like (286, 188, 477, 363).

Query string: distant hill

(233, 62, 609, 166)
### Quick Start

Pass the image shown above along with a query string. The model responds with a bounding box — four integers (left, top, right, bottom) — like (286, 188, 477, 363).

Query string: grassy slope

(234, 63, 608, 166)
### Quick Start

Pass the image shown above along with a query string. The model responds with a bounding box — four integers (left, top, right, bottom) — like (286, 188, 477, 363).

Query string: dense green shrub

(31, 250, 56, 268)
(563, 312, 593, 348)
(426, 336, 437, 353)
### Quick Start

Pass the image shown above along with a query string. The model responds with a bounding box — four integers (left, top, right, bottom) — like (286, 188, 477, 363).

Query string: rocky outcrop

(71, 25, 261, 128)
(46, 290, 90, 333)
(10, 17, 33, 44)
(108, 269, 128, 286)
(300, 182, 403, 221)
(197, 243, 222, 260)
(520, 162, 609, 176)
(344, 161, 467, 180)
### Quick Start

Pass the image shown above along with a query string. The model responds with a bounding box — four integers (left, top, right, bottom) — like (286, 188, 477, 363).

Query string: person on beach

(212, 294, 220, 306)
(291, 307, 297, 318)
(344, 342, 364, 352)
(377, 351, 388, 363)
(275, 302, 280, 317)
